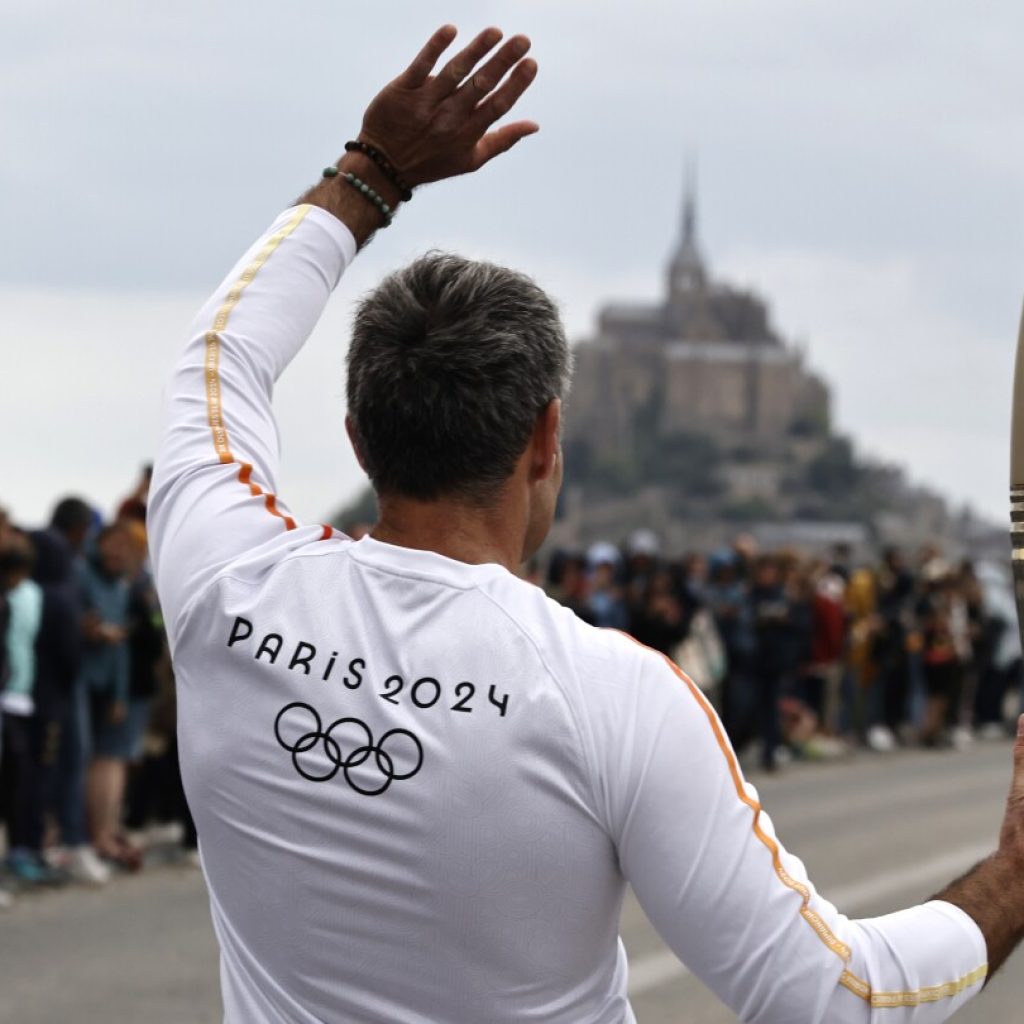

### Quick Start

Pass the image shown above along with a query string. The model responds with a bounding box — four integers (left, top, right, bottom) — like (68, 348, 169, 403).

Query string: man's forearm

(149, 204, 356, 633)
(933, 852, 1024, 982)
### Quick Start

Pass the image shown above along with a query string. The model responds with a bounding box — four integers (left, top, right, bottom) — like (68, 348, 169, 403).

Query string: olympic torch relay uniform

(150, 205, 987, 1024)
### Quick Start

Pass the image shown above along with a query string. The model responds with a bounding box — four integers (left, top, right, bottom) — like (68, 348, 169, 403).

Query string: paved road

(0, 741, 1019, 1023)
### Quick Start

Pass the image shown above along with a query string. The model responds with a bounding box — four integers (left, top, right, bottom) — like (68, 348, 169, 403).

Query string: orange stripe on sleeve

(203, 206, 312, 531)
(614, 631, 851, 961)
(840, 964, 987, 1008)
(615, 631, 988, 1005)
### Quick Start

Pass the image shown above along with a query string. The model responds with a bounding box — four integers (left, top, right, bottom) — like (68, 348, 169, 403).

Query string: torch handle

(1011, 303, 1024, 651)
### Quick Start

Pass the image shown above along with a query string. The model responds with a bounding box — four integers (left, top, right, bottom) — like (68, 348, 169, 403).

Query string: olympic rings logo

(274, 702, 424, 797)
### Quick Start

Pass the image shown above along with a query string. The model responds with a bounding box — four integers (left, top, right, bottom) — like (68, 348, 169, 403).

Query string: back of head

(346, 253, 572, 505)
(49, 496, 93, 549)
(0, 530, 35, 590)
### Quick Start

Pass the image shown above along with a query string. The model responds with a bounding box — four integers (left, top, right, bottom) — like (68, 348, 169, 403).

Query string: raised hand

(358, 25, 539, 186)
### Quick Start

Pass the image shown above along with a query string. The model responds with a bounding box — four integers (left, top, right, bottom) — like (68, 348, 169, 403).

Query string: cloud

(0, 283, 367, 526)
(3, 0, 1023, 530)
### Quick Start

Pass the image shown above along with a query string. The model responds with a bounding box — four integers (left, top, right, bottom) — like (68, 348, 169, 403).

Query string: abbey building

(555, 182, 961, 552)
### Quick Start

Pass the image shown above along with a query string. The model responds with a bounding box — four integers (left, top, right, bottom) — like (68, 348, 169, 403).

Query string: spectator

(806, 560, 847, 736)
(846, 566, 881, 744)
(974, 562, 1021, 734)
(75, 523, 134, 872)
(631, 567, 693, 657)
(959, 560, 986, 738)
(26, 525, 83, 883)
(45, 496, 116, 885)
(749, 554, 795, 772)
(585, 544, 629, 630)
(679, 551, 708, 597)
(117, 519, 163, 860)
(0, 532, 44, 882)
(873, 547, 915, 746)
(125, 656, 199, 866)
(546, 550, 593, 623)
(731, 533, 758, 584)
(49, 496, 94, 556)
(918, 562, 962, 747)
(0, 508, 13, 709)
(116, 464, 153, 525)
(829, 541, 853, 583)
(0, 510, 14, 908)
(623, 530, 659, 618)
(705, 551, 755, 750)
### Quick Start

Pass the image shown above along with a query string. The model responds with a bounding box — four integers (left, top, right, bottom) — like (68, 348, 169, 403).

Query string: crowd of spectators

(2, 481, 1021, 907)
(0, 468, 195, 907)
(525, 531, 1023, 772)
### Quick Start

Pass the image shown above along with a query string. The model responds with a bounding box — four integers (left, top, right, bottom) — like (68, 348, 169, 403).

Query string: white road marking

(626, 839, 993, 996)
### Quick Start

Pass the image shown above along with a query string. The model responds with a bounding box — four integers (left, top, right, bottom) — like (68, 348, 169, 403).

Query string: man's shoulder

(480, 573, 668, 690)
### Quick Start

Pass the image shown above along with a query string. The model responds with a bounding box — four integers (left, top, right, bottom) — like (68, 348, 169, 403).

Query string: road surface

(0, 740, 1017, 1023)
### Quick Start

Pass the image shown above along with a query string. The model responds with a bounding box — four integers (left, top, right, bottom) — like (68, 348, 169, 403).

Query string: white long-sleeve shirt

(149, 204, 988, 1024)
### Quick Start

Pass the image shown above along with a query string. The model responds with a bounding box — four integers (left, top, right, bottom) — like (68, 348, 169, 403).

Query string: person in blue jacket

(74, 523, 135, 869)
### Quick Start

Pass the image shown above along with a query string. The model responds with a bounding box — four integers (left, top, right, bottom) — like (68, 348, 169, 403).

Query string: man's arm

(932, 717, 1024, 980)
(148, 25, 538, 638)
(589, 634, 993, 1022)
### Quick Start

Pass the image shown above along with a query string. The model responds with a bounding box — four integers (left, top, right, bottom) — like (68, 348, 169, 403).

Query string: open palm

(358, 25, 540, 187)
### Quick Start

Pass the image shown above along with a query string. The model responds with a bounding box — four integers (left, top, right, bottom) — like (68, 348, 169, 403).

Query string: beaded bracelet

(322, 166, 393, 227)
(344, 140, 414, 202)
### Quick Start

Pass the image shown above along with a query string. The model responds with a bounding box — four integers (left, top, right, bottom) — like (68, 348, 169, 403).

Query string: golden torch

(1012, 304, 1024, 650)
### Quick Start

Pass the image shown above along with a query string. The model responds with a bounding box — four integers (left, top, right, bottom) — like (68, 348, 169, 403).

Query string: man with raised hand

(150, 24, 1022, 1023)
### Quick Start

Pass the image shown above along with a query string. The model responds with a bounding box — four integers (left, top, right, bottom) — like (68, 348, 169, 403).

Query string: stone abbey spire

(665, 160, 719, 338)
(668, 160, 706, 298)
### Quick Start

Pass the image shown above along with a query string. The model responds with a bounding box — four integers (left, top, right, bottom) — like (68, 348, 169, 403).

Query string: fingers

(466, 58, 539, 136)
(397, 24, 458, 88)
(447, 34, 531, 113)
(432, 26, 503, 98)
(469, 120, 539, 172)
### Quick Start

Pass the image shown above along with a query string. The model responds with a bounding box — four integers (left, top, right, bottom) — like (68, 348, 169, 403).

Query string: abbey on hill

(567, 184, 829, 462)
(555, 180, 968, 553)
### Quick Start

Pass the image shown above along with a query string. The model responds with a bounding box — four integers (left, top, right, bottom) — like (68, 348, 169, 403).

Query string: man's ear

(529, 399, 562, 483)
(345, 415, 369, 473)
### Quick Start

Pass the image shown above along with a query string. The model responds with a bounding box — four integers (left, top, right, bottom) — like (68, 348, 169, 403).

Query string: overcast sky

(3, 1, 1023, 531)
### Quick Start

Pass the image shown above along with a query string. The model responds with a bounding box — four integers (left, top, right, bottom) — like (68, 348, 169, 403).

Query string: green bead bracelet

(322, 166, 393, 227)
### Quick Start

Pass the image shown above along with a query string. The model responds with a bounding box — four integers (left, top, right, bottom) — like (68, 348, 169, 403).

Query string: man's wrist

(933, 850, 1024, 980)
(298, 150, 404, 249)
(337, 150, 404, 210)
(989, 848, 1024, 912)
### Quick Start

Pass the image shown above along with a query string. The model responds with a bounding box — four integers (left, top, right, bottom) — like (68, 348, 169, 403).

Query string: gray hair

(346, 252, 572, 504)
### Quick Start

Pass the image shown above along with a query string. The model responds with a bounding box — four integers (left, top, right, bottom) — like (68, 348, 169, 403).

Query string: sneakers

(64, 846, 112, 886)
(977, 722, 1007, 742)
(951, 726, 974, 752)
(5, 849, 68, 888)
(866, 724, 897, 753)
